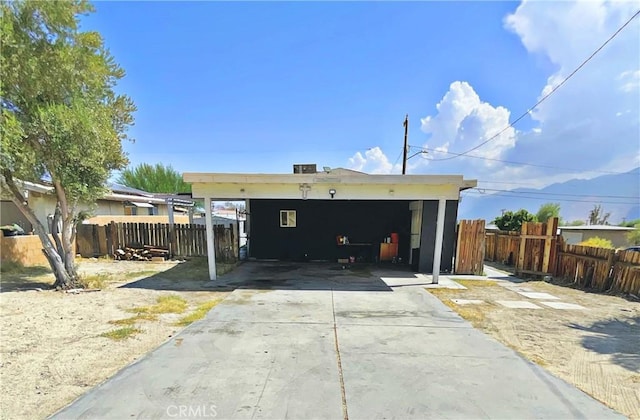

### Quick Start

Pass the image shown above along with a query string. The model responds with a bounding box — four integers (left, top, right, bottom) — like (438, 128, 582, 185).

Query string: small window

(280, 210, 296, 228)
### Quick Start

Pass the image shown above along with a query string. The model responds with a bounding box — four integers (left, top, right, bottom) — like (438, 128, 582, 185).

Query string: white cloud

(348, 146, 400, 174)
(618, 70, 640, 93)
(346, 1, 639, 192)
(419, 81, 516, 163)
(504, 0, 639, 173)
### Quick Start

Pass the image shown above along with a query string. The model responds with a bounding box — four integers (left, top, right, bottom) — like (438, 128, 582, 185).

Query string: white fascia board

(191, 182, 461, 201)
(184, 172, 473, 187)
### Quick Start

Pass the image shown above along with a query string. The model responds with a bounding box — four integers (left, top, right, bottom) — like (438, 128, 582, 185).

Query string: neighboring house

(558, 225, 635, 248)
(485, 223, 500, 233)
(0, 181, 196, 232)
(194, 210, 247, 247)
(184, 165, 477, 280)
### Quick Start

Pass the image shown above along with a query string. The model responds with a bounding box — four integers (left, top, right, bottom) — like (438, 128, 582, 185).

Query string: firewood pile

(114, 245, 170, 261)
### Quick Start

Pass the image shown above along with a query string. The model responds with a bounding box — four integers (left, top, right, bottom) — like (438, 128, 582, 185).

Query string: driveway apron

(52, 264, 623, 419)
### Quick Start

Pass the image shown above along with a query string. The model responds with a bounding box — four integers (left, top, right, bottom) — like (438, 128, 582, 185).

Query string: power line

(409, 145, 638, 176)
(464, 190, 639, 205)
(391, 148, 404, 174)
(422, 9, 640, 161)
(473, 187, 639, 200)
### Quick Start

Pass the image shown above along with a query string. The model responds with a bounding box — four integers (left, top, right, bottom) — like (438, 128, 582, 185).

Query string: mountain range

(458, 168, 640, 224)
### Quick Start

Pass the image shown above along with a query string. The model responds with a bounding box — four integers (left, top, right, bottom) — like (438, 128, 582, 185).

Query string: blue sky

(82, 1, 639, 188)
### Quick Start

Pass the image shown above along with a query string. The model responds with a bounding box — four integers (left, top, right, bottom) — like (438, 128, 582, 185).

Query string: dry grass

(456, 279, 498, 288)
(1, 261, 27, 273)
(440, 298, 492, 328)
(505, 343, 549, 367)
(427, 279, 501, 330)
(175, 299, 223, 326)
(156, 257, 236, 281)
(78, 273, 109, 289)
(99, 327, 142, 341)
(109, 313, 158, 326)
(120, 270, 161, 281)
(127, 295, 188, 315)
(428, 288, 460, 296)
(0, 261, 50, 276)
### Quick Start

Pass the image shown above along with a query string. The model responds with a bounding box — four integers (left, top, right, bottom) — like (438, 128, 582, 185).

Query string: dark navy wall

(418, 200, 458, 273)
(249, 199, 412, 262)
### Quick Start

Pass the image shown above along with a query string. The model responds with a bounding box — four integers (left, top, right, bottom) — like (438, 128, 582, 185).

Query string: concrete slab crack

(331, 290, 349, 420)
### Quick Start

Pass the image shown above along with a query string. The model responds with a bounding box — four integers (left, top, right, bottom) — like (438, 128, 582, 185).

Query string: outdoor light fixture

(329, 188, 336, 199)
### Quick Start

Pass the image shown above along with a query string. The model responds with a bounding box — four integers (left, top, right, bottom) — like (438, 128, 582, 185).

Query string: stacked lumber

(114, 245, 169, 261)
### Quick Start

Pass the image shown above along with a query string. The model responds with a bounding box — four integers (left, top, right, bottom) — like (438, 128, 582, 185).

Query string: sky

(82, 0, 640, 191)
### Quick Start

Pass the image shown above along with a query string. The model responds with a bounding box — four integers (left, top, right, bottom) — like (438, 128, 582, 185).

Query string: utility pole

(402, 114, 409, 175)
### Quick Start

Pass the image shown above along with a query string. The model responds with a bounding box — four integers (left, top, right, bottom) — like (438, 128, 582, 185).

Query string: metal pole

(402, 114, 409, 175)
(432, 198, 446, 284)
(204, 196, 217, 280)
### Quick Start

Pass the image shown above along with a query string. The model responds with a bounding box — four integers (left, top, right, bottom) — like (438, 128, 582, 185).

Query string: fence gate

(515, 218, 559, 276)
(455, 219, 486, 275)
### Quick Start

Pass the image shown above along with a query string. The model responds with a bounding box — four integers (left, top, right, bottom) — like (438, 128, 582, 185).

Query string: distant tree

(0, 1, 136, 289)
(536, 203, 561, 224)
(567, 220, 586, 226)
(620, 218, 640, 228)
(579, 236, 614, 249)
(493, 209, 537, 232)
(118, 163, 190, 194)
(627, 224, 640, 246)
(588, 205, 610, 225)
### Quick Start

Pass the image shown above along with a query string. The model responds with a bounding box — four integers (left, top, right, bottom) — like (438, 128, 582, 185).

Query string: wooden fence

(76, 222, 238, 262)
(482, 217, 639, 296)
(516, 218, 559, 276)
(556, 243, 640, 295)
(485, 231, 520, 265)
(454, 220, 485, 275)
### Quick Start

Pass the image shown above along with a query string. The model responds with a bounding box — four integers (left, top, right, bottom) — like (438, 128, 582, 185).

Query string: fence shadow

(569, 316, 640, 373)
(119, 260, 416, 292)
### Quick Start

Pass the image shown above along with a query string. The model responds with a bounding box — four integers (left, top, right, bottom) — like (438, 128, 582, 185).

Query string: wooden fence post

(454, 221, 463, 273)
(516, 223, 527, 274)
(542, 217, 558, 274)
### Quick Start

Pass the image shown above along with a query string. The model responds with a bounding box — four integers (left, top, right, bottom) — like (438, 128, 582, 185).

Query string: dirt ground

(429, 269, 640, 419)
(0, 259, 231, 420)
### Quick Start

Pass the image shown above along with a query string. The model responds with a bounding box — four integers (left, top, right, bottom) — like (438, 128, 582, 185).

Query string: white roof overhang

(184, 172, 477, 201)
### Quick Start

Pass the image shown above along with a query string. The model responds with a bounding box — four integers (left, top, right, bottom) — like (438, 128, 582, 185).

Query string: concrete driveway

(53, 262, 622, 419)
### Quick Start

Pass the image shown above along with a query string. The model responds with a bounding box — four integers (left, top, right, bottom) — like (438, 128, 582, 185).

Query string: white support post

(204, 196, 216, 281)
(432, 198, 446, 284)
